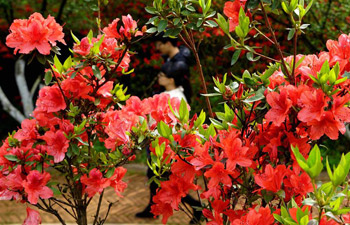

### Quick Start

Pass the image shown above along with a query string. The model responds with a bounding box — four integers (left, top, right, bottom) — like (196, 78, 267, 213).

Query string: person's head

(154, 35, 178, 56)
(158, 61, 192, 103)
(157, 71, 175, 88)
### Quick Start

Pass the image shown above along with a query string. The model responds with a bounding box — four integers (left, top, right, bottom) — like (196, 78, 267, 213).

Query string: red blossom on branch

(6, 12, 65, 55)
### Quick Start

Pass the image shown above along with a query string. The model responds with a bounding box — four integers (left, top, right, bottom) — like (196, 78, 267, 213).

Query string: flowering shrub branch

(142, 0, 350, 224)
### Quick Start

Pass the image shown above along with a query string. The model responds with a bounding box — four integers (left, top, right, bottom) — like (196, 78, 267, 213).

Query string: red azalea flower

(297, 89, 327, 123)
(331, 95, 350, 123)
(265, 90, 293, 126)
(14, 119, 38, 142)
(22, 170, 53, 204)
(73, 37, 92, 56)
(151, 201, 173, 224)
(103, 18, 122, 39)
(23, 207, 42, 225)
(232, 206, 274, 225)
(308, 111, 346, 140)
(6, 12, 65, 55)
(153, 175, 197, 210)
(221, 131, 251, 170)
(80, 169, 110, 197)
(41, 130, 69, 163)
(223, 1, 247, 32)
(109, 167, 127, 197)
(35, 86, 66, 113)
(255, 164, 287, 193)
(205, 162, 234, 188)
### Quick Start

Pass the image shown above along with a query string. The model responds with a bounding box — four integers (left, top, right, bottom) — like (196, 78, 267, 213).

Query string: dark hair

(161, 60, 192, 103)
(154, 33, 178, 46)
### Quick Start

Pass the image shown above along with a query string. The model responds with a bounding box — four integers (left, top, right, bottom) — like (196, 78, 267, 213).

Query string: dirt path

(0, 165, 190, 225)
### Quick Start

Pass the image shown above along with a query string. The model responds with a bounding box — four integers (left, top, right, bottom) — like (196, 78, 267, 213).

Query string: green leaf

(307, 145, 323, 179)
(194, 110, 206, 128)
(173, 18, 181, 26)
(87, 30, 93, 43)
(288, 28, 296, 40)
(36, 54, 46, 65)
(281, 1, 290, 13)
(4, 155, 19, 162)
(105, 167, 115, 178)
(146, 27, 157, 33)
(92, 65, 102, 80)
(50, 187, 61, 195)
(158, 20, 167, 32)
(291, 145, 310, 175)
(215, 13, 229, 34)
(179, 98, 189, 123)
(157, 121, 171, 138)
(246, 52, 260, 62)
(44, 71, 53, 85)
(71, 31, 80, 44)
(75, 137, 89, 146)
(54, 55, 63, 73)
(63, 56, 72, 71)
(205, 20, 218, 28)
(145, 6, 157, 14)
(243, 88, 265, 103)
(231, 49, 241, 66)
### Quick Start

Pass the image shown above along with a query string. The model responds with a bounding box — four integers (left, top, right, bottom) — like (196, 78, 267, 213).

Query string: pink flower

(23, 207, 42, 225)
(35, 86, 66, 113)
(81, 169, 110, 197)
(41, 130, 69, 163)
(22, 170, 53, 204)
(109, 167, 127, 197)
(73, 37, 92, 56)
(6, 12, 65, 55)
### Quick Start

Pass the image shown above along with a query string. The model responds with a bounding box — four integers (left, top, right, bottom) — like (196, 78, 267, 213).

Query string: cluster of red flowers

(0, 12, 152, 224)
(6, 12, 65, 55)
(147, 32, 350, 224)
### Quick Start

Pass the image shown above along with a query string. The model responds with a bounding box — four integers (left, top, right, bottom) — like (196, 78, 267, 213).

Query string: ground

(0, 164, 190, 225)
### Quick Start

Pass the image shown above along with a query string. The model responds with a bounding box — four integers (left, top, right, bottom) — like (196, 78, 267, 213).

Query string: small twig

(50, 198, 77, 219)
(291, 31, 298, 85)
(93, 190, 105, 225)
(30, 75, 41, 97)
(253, 51, 281, 63)
(99, 201, 118, 225)
(178, 204, 194, 221)
(259, 1, 292, 81)
(56, 0, 68, 23)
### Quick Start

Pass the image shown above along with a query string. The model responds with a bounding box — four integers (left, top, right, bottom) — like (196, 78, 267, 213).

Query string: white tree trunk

(0, 85, 25, 123)
(15, 59, 33, 117)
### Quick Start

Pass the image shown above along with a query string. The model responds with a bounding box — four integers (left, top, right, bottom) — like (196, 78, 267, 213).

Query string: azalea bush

(0, 10, 183, 225)
(138, 0, 350, 224)
(2, 0, 350, 225)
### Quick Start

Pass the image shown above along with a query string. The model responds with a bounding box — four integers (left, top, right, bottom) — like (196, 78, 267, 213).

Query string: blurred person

(135, 36, 201, 224)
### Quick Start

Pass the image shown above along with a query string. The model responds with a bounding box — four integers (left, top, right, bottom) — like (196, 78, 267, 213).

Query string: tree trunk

(77, 207, 88, 225)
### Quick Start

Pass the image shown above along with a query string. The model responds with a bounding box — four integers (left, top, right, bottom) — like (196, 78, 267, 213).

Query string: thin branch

(56, 0, 68, 23)
(93, 190, 104, 225)
(253, 51, 281, 63)
(40, 0, 48, 16)
(259, 1, 292, 82)
(30, 75, 41, 97)
(181, 26, 214, 118)
(291, 32, 298, 84)
(50, 198, 77, 219)
(99, 201, 118, 225)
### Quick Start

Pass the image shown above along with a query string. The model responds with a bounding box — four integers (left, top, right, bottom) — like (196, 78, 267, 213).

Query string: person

(136, 36, 201, 224)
